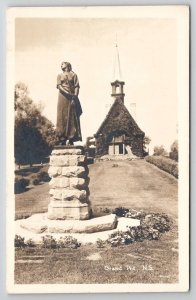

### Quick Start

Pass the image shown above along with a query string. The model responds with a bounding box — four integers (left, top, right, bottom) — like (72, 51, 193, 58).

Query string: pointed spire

(111, 35, 125, 103)
(113, 35, 122, 81)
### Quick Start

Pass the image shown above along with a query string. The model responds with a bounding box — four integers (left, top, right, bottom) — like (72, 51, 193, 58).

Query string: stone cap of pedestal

(54, 145, 84, 152)
(52, 146, 85, 156)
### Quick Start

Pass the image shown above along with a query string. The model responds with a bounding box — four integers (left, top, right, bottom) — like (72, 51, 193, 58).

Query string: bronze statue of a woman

(56, 62, 82, 145)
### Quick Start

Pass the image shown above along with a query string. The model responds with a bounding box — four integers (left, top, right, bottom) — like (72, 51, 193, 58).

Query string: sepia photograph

(6, 6, 189, 293)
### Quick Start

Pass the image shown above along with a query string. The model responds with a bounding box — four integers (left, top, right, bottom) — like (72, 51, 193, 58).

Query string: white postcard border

(6, 6, 189, 293)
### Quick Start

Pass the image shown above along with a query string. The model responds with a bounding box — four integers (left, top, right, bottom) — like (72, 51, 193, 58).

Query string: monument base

(16, 214, 140, 244)
(19, 213, 118, 234)
(47, 201, 90, 220)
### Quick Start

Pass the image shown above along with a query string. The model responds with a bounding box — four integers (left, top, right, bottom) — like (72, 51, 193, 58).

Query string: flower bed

(15, 234, 81, 249)
(103, 207, 172, 247)
(15, 208, 172, 249)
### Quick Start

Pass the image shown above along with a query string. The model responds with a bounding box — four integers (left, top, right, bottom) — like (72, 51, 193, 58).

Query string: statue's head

(61, 61, 72, 71)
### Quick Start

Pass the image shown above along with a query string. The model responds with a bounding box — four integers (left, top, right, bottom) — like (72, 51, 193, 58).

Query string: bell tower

(111, 80, 125, 103)
(111, 41, 125, 103)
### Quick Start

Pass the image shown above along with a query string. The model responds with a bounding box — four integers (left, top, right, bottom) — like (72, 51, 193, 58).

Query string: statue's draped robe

(56, 71, 82, 142)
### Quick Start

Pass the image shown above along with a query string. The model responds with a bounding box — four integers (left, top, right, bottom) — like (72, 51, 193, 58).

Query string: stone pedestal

(47, 146, 90, 220)
(16, 145, 141, 241)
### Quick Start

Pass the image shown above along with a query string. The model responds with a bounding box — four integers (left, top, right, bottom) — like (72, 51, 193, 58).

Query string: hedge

(15, 177, 30, 193)
(145, 156, 178, 178)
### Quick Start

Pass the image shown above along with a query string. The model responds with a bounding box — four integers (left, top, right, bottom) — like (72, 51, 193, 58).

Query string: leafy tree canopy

(15, 82, 57, 166)
(169, 140, 178, 161)
(153, 145, 168, 157)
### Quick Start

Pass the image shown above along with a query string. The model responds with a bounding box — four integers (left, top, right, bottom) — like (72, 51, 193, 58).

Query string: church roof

(95, 99, 144, 137)
(111, 80, 125, 86)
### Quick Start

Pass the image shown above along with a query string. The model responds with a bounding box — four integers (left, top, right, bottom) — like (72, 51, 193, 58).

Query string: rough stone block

(47, 202, 90, 220)
(20, 214, 47, 233)
(49, 189, 87, 201)
(69, 178, 87, 189)
(17, 214, 140, 238)
(50, 155, 86, 167)
(48, 166, 62, 178)
(62, 189, 87, 201)
(49, 177, 70, 189)
(49, 188, 62, 200)
(49, 199, 82, 207)
(61, 166, 86, 177)
(52, 148, 82, 155)
(49, 177, 87, 189)
(69, 155, 86, 166)
(47, 146, 89, 220)
(50, 155, 69, 167)
(48, 214, 117, 233)
(117, 217, 140, 230)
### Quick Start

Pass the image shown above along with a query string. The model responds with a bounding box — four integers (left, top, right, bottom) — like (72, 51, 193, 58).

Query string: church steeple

(111, 80, 125, 103)
(111, 41, 125, 103)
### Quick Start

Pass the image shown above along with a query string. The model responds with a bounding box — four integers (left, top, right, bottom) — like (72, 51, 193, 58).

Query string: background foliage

(145, 155, 178, 178)
(15, 82, 57, 166)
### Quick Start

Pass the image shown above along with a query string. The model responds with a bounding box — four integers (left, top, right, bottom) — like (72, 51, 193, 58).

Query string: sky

(15, 17, 178, 153)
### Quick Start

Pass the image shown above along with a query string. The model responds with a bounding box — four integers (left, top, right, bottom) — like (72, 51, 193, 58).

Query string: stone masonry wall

(47, 146, 90, 220)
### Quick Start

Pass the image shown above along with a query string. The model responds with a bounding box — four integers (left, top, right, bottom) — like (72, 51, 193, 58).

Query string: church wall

(96, 135, 144, 157)
(95, 99, 145, 157)
(95, 135, 108, 157)
(127, 136, 144, 157)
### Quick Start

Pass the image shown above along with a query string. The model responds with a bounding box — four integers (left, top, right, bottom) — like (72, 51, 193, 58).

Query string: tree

(15, 82, 57, 167)
(169, 140, 178, 161)
(153, 145, 168, 156)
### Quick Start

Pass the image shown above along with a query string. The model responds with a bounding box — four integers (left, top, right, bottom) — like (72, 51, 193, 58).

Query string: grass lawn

(15, 160, 178, 284)
(15, 164, 49, 219)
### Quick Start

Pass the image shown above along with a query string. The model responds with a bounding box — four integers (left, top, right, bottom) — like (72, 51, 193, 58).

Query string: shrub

(172, 165, 178, 178)
(57, 236, 81, 249)
(153, 145, 168, 156)
(96, 238, 105, 248)
(103, 207, 111, 214)
(38, 171, 50, 182)
(109, 208, 171, 246)
(125, 209, 146, 219)
(26, 239, 36, 247)
(41, 235, 80, 249)
(113, 208, 171, 232)
(169, 140, 178, 161)
(141, 213, 171, 233)
(107, 227, 160, 247)
(113, 207, 129, 217)
(31, 171, 50, 185)
(15, 177, 30, 193)
(15, 235, 26, 248)
(30, 171, 50, 186)
(32, 178, 40, 185)
(113, 207, 146, 219)
(145, 156, 178, 178)
(42, 235, 57, 249)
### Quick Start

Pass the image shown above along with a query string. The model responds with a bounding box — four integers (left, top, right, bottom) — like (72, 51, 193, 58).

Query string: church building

(93, 41, 146, 158)
(94, 79, 145, 158)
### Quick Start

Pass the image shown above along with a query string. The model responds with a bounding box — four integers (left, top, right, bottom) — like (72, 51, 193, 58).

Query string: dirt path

(89, 160, 178, 219)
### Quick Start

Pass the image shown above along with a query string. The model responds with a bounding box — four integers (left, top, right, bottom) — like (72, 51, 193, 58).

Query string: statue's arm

(74, 74, 80, 96)
(74, 87, 79, 97)
(57, 84, 68, 95)
(56, 74, 70, 96)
